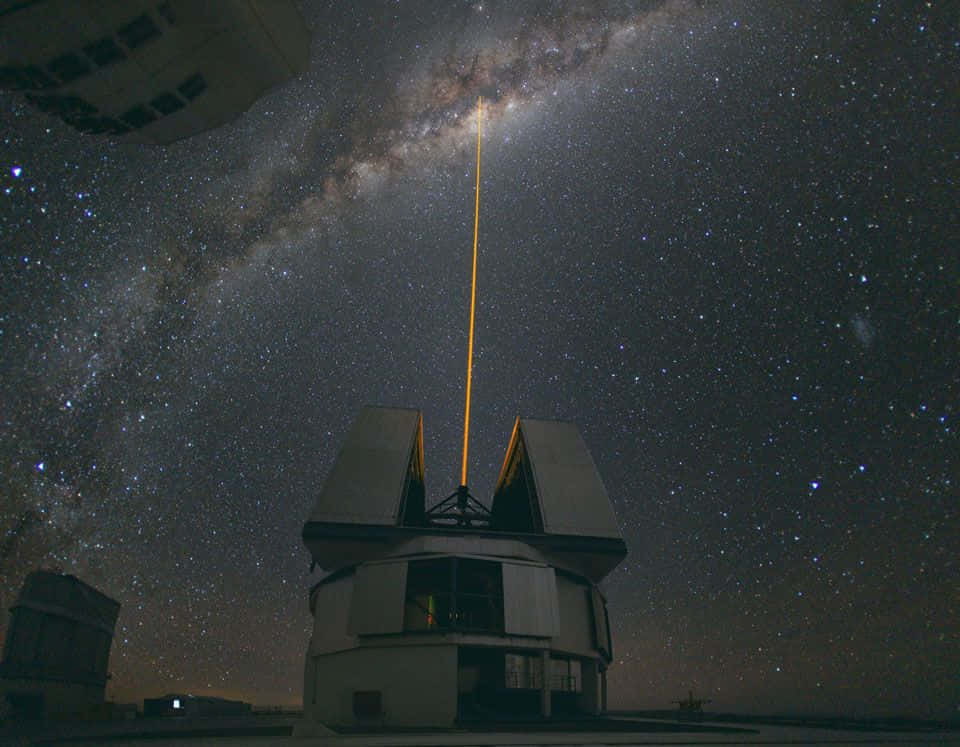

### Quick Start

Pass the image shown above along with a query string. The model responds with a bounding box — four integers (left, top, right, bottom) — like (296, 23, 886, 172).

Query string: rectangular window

(504, 655, 583, 692)
(118, 14, 161, 49)
(2, 65, 58, 91)
(550, 657, 582, 692)
(47, 52, 92, 84)
(83, 38, 126, 67)
(504, 652, 543, 689)
(403, 558, 503, 633)
(150, 92, 185, 115)
(456, 558, 502, 631)
(177, 73, 206, 100)
(22, 65, 57, 90)
(27, 94, 93, 116)
(120, 104, 156, 129)
(404, 558, 452, 630)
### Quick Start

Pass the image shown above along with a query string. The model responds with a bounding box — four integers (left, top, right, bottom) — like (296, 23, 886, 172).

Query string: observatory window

(83, 38, 127, 67)
(120, 105, 157, 129)
(118, 14, 161, 50)
(47, 52, 92, 84)
(504, 655, 583, 692)
(0, 65, 58, 91)
(504, 653, 543, 689)
(550, 657, 582, 692)
(404, 558, 503, 633)
(23, 65, 58, 89)
(178, 73, 207, 100)
(151, 92, 185, 115)
(0, 65, 54, 91)
(27, 94, 96, 117)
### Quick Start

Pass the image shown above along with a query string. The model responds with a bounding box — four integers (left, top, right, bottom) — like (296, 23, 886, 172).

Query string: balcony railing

(504, 670, 579, 692)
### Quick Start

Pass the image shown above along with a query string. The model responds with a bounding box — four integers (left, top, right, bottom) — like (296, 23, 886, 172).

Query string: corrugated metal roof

(493, 418, 623, 540)
(308, 406, 423, 526)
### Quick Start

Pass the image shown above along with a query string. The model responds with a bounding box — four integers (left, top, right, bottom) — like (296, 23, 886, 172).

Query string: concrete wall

(0, 677, 104, 719)
(502, 563, 559, 637)
(590, 587, 611, 657)
(348, 561, 407, 635)
(554, 574, 594, 655)
(308, 574, 357, 656)
(306, 644, 457, 728)
(578, 658, 601, 715)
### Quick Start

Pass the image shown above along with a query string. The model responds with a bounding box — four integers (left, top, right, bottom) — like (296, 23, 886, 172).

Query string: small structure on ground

(143, 693, 251, 717)
(0, 570, 119, 720)
(298, 406, 628, 731)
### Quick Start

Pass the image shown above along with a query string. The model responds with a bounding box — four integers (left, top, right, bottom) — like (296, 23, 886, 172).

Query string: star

(0, 0, 954, 719)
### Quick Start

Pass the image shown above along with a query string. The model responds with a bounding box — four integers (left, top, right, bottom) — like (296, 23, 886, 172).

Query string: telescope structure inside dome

(299, 406, 627, 730)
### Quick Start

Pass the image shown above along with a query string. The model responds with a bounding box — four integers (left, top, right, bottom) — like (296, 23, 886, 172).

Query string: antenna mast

(460, 96, 482, 489)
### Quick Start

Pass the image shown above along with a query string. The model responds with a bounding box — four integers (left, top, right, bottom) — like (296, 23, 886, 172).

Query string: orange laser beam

(460, 96, 482, 488)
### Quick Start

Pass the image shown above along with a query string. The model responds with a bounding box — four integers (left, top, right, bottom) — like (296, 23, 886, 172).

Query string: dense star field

(1, 0, 956, 718)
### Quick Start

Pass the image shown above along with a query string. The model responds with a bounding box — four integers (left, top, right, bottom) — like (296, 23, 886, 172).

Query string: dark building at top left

(0, 571, 120, 720)
(0, 0, 310, 144)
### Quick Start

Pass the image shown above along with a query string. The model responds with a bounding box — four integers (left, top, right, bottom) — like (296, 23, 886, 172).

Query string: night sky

(1, 0, 957, 719)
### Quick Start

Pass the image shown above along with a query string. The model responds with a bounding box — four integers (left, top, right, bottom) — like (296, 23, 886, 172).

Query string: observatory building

(300, 406, 627, 730)
(0, 0, 309, 144)
(0, 571, 120, 720)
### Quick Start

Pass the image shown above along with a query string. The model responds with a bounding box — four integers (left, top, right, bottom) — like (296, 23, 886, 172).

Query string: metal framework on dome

(424, 483, 492, 527)
(425, 95, 493, 528)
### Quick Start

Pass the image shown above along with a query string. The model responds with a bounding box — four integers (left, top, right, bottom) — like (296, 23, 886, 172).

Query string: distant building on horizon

(298, 406, 628, 732)
(0, 570, 120, 720)
(143, 693, 251, 718)
(0, 0, 310, 144)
